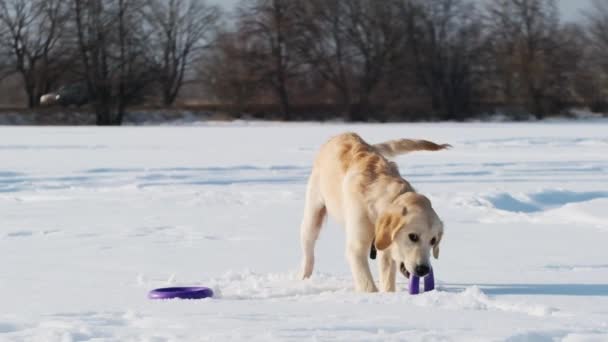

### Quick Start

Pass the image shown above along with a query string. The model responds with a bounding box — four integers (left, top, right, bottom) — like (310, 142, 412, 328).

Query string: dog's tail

(373, 139, 451, 158)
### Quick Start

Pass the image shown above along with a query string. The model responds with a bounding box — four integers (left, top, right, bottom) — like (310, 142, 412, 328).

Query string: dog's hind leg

(299, 173, 326, 279)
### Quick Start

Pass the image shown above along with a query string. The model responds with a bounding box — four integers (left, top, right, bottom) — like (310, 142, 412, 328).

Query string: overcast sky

(209, 0, 593, 22)
(559, 0, 592, 21)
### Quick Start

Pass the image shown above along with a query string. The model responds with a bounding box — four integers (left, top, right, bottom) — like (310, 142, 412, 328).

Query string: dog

(299, 133, 449, 292)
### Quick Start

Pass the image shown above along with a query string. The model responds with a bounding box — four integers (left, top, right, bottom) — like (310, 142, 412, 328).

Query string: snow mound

(546, 198, 608, 229)
(196, 271, 557, 318)
(479, 189, 608, 214)
(455, 189, 608, 229)
(206, 271, 351, 300)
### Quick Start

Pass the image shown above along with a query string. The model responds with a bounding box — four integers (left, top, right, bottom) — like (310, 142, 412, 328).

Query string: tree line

(1, 0, 607, 125)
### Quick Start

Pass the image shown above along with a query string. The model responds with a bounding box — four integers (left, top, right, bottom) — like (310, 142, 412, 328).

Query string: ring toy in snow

(409, 268, 435, 295)
(148, 287, 214, 300)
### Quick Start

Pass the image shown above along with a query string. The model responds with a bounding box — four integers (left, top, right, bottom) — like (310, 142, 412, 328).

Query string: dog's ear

(375, 208, 406, 251)
(433, 231, 443, 259)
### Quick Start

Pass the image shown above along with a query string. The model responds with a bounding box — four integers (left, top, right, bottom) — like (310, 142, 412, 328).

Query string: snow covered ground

(1, 122, 607, 341)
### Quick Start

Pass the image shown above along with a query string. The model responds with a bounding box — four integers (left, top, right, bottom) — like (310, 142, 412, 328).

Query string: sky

(209, 0, 593, 22)
(559, 0, 592, 21)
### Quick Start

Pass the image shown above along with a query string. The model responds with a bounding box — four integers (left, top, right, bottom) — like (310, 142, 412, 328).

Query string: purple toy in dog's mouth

(400, 262, 435, 294)
(408, 267, 435, 295)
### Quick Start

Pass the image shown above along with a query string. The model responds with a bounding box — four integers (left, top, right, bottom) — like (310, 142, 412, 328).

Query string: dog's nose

(415, 265, 430, 277)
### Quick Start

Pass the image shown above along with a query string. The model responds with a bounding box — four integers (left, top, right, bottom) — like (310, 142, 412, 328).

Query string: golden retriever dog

(299, 133, 449, 292)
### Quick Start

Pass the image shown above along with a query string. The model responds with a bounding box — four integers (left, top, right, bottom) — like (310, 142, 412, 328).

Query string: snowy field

(1, 122, 607, 341)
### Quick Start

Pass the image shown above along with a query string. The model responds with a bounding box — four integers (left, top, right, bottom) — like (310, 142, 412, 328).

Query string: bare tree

(236, 0, 303, 120)
(294, 0, 353, 115)
(547, 23, 586, 112)
(143, 0, 220, 106)
(0, 0, 69, 108)
(584, 0, 608, 61)
(295, 0, 407, 120)
(72, 0, 154, 125)
(582, 0, 608, 111)
(485, 0, 562, 118)
(199, 30, 263, 112)
(340, 0, 406, 119)
(404, 0, 485, 120)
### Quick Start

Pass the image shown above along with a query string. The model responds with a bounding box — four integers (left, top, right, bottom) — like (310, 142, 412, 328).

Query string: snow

(1, 122, 607, 341)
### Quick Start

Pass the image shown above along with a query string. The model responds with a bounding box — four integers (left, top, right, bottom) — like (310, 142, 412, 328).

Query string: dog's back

(313, 133, 400, 221)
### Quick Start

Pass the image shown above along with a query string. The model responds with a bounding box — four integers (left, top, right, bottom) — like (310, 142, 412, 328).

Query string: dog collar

(370, 238, 377, 259)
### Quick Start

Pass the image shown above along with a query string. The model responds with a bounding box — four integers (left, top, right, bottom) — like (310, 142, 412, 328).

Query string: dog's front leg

(378, 250, 396, 292)
(346, 234, 378, 293)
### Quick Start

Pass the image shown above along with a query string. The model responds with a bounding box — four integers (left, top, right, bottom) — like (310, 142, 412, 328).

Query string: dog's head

(374, 192, 443, 278)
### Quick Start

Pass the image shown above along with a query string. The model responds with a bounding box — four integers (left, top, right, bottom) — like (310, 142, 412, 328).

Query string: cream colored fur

(299, 133, 448, 292)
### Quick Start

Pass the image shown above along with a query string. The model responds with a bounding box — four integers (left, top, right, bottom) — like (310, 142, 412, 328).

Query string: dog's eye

(409, 233, 419, 242)
(430, 237, 437, 245)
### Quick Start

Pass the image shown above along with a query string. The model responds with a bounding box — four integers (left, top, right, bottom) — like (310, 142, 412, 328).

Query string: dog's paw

(300, 260, 314, 279)
(358, 285, 378, 293)
(356, 279, 379, 293)
(300, 267, 312, 280)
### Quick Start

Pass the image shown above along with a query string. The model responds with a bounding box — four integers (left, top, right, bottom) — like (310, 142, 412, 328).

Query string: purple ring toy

(408, 268, 435, 295)
(148, 287, 213, 300)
